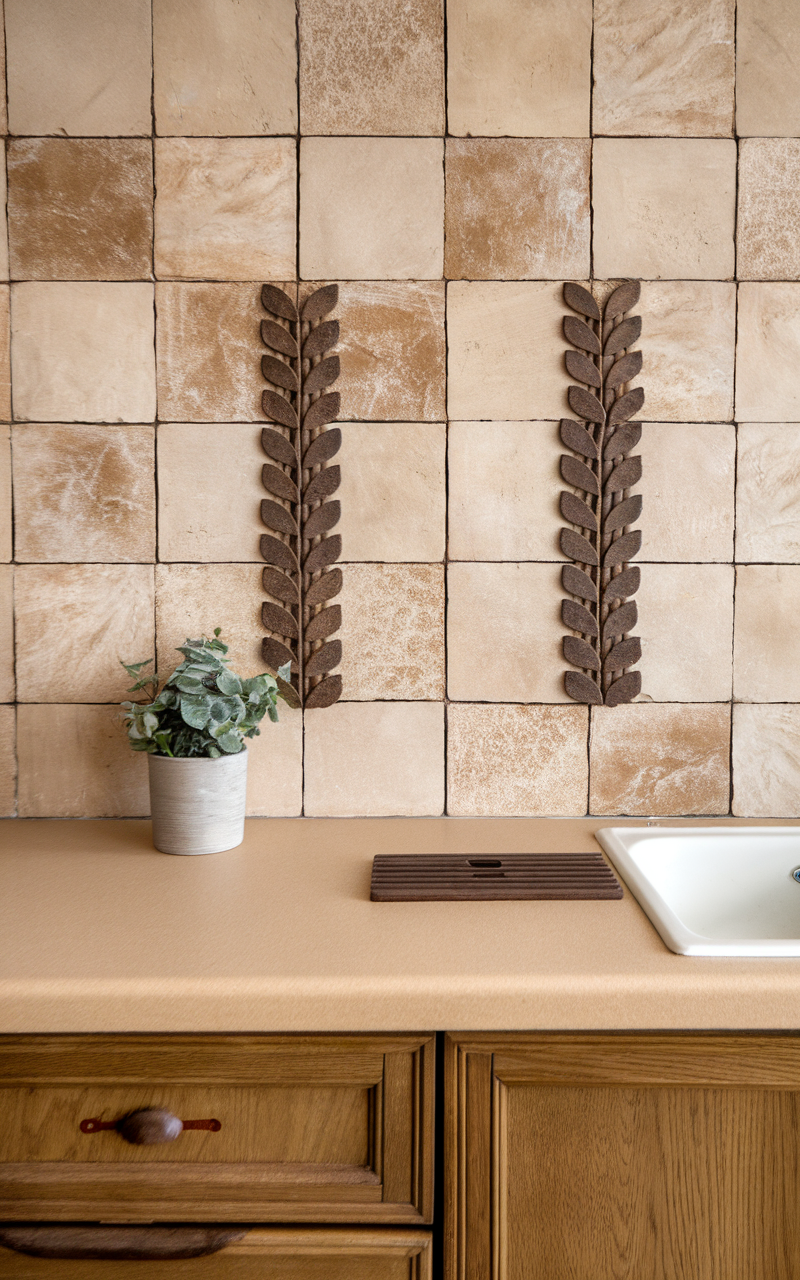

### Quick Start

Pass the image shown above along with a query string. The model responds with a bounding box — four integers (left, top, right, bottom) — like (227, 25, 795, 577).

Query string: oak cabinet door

(445, 1033, 800, 1280)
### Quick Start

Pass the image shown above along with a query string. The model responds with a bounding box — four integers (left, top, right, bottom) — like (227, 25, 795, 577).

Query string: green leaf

(180, 697, 211, 729)
(277, 661, 292, 683)
(217, 730, 244, 754)
(216, 668, 242, 696)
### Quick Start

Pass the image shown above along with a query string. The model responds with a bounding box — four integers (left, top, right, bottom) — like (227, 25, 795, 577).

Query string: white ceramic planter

(148, 751, 248, 855)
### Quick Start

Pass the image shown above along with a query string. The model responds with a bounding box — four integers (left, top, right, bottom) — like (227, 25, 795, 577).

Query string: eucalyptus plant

(121, 630, 293, 758)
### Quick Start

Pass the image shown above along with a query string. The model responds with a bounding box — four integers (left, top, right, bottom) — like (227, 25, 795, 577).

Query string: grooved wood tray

(370, 853, 624, 902)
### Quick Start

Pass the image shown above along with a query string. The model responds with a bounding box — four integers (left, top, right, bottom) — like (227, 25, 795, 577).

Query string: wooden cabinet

(445, 1032, 800, 1280)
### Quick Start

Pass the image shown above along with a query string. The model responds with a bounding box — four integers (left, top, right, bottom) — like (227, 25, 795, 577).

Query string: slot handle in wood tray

(370, 853, 623, 901)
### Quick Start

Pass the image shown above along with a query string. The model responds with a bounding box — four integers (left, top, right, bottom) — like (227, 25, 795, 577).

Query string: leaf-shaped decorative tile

(304, 500, 341, 538)
(605, 637, 642, 672)
(561, 454, 599, 495)
(261, 283, 297, 322)
(263, 566, 299, 605)
(304, 465, 341, 502)
(261, 498, 298, 537)
(262, 463, 298, 502)
(562, 564, 597, 602)
(562, 599, 599, 636)
(561, 490, 597, 532)
(306, 604, 342, 643)
(606, 456, 642, 492)
(561, 419, 598, 460)
(605, 495, 642, 533)
(564, 282, 601, 321)
(306, 568, 343, 607)
(606, 350, 643, 391)
(276, 674, 302, 709)
(303, 320, 339, 360)
(261, 426, 297, 467)
(305, 674, 342, 709)
(568, 385, 605, 424)
(303, 392, 340, 433)
(262, 600, 299, 639)
(261, 391, 297, 432)
(302, 283, 338, 322)
(603, 566, 640, 602)
(304, 427, 342, 468)
(560, 528, 599, 566)
(305, 534, 342, 574)
(608, 386, 645, 426)
(604, 316, 641, 356)
(563, 635, 600, 671)
(260, 533, 299, 573)
(604, 529, 642, 567)
(565, 350, 601, 388)
(604, 422, 642, 458)
(261, 318, 298, 359)
(564, 315, 602, 355)
(564, 670, 603, 704)
(262, 636, 296, 672)
(604, 600, 638, 638)
(304, 355, 340, 396)
(262, 354, 298, 393)
(306, 638, 342, 676)
(604, 280, 641, 321)
(604, 670, 642, 706)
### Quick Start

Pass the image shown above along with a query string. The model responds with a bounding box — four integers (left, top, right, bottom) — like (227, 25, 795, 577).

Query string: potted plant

(121, 630, 296, 855)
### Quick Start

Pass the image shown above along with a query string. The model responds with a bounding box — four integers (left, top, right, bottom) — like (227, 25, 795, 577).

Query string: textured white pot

(148, 750, 248, 855)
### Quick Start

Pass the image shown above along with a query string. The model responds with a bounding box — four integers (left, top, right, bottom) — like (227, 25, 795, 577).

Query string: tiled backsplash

(1, 0, 799, 819)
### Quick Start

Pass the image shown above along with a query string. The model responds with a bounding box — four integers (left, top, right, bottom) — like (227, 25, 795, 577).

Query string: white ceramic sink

(596, 827, 800, 956)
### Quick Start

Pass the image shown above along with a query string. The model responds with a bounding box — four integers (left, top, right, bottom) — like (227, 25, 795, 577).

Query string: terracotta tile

(447, 704, 588, 817)
(447, 0, 591, 137)
(337, 423, 445, 562)
(17, 704, 149, 818)
(738, 141, 800, 282)
(154, 0, 297, 136)
(338, 564, 444, 701)
(15, 565, 155, 703)
(447, 562, 567, 704)
(447, 282, 567, 421)
(156, 564, 265, 681)
(448, 421, 561, 562)
(0, 565, 13, 701)
(636, 564, 734, 703)
(304, 701, 444, 816)
(5, 0, 152, 136)
(643, 281, 735, 422)
(639, 423, 735, 562)
(0, 706, 15, 817)
(0, 426, 10, 562)
(13, 424, 155, 563)
(593, 140, 736, 280)
(11, 283, 156, 424)
(7, 139, 153, 282)
(0, 287, 10, 421)
(445, 139, 589, 281)
(737, 0, 800, 136)
(157, 423, 263, 563)
(245, 709, 303, 817)
(333, 282, 445, 421)
(736, 285, 800, 423)
(154, 139, 296, 281)
(736, 424, 800, 562)
(299, 138, 444, 280)
(590, 703, 731, 816)
(299, 0, 444, 135)
(593, 0, 734, 136)
(732, 705, 800, 818)
(734, 565, 800, 702)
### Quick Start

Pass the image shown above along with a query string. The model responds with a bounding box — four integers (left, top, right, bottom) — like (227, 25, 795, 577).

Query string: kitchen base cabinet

(445, 1033, 800, 1280)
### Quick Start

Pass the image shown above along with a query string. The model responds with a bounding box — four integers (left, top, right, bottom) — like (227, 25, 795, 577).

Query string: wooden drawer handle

(0, 1226, 245, 1261)
(80, 1108, 222, 1144)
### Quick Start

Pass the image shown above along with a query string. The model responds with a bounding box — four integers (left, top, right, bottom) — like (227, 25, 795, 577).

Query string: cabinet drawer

(0, 1226, 432, 1279)
(0, 1035, 434, 1222)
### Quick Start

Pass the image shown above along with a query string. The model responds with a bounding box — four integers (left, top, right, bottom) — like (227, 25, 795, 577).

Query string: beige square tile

(643, 281, 735, 422)
(299, 0, 443, 135)
(593, 0, 734, 137)
(734, 565, 800, 702)
(0, 287, 10, 421)
(0, 565, 13, 702)
(334, 283, 445, 421)
(155, 139, 296, 281)
(639, 424, 735, 562)
(590, 703, 731, 816)
(300, 138, 444, 280)
(338, 564, 444, 701)
(5, 0, 152, 136)
(338, 424, 445, 562)
(245, 710, 303, 817)
(736, 424, 800, 562)
(447, 0, 591, 137)
(593, 140, 736, 280)
(304, 701, 444, 816)
(445, 139, 590, 281)
(447, 704, 588, 816)
(737, 0, 800, 136)
(0, 162, 8, 283)
(0, 426, 10, 562)
(11, 283, 156, 424)
(447, 282, 567, 421)
(154, 0, 297, 136)
(0, 706, 15, 817)
(448, 562, 566, 704)
(15, 565, 155, 703)
(13, 425, 155, 563)
(736, 285, 800, 423)
(448, 422, 560, 561)
(738, 141, 800, 282)
(637, 564, 733, 703)
(0, 15, 7, 136)
(732, 704, 800, 817)
(156, 564, 265, 681)
(158, 424, 264, 562)
(17, 704, 149, 818)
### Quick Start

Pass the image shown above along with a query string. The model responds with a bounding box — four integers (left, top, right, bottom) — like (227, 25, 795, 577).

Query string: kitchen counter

(2, 817, 800, 1033)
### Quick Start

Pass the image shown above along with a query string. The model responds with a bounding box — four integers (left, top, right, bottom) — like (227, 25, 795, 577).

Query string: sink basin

(595, 827, 800, 956)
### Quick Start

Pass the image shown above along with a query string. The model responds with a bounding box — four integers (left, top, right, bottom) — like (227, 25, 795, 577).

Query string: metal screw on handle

(80, 1109, 221, 1144)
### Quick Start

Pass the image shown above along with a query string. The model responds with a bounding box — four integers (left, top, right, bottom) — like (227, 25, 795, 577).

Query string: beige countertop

(2, 817, 800, 1034)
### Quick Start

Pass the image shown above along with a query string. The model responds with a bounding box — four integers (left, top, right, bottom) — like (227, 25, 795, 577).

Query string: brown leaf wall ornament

(259, 284, 342, 709)
(560, 281, 644, 707)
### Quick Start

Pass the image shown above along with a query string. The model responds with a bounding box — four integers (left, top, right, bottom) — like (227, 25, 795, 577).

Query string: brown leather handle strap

(0, 1226, 245, 1261)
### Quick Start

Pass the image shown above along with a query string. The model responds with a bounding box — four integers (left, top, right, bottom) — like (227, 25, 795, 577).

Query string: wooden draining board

(370, 853, 623, 902)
